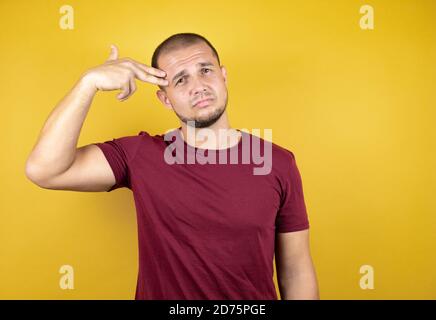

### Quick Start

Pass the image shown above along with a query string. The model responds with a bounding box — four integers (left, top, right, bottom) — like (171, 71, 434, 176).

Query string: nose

(189, 75, 209, 97)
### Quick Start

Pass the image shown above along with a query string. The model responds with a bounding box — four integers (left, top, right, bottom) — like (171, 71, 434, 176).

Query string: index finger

(127, 59, 167, 78)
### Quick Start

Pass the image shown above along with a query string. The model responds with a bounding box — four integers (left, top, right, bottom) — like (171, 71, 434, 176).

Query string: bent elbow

(25, 160, 51, 188)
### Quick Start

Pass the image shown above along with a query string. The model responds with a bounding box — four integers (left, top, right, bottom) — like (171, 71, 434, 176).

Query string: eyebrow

(171, 62, 215, 84)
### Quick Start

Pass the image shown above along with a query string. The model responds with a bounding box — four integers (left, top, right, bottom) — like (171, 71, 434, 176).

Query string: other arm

(275, 229, 320, 299)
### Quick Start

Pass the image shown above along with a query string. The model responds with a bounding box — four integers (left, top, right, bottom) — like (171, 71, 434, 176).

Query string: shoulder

(271, 143, 299, 179)
(96, 130, 156, 157)
(137, 130, 172, 148)
(111, 129, 176, 149)
(114, 130, 167, 144)
(242, 130, 298, 177)
(271, 142, 296, 166)
(250, 132, 296, 172)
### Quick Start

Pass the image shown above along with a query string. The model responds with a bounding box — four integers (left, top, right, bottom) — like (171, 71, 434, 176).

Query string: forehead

(158, 42, 218, 74)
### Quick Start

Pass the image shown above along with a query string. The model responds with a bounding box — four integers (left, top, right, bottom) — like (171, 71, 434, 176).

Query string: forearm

(26, 75, 97, 180)
(278, 269, 319, 300)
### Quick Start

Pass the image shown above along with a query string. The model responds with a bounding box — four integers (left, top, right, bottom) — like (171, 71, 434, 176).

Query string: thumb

(106, 44, 118, 61)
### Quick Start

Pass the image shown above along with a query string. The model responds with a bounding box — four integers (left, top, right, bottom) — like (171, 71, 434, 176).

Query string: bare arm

(25, 76, 103, 190)
(275, 229, 320, 300)
(25, 45, 169, 191)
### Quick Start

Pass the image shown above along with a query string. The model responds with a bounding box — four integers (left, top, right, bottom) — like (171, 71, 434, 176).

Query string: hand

(82, 44, 169, 101)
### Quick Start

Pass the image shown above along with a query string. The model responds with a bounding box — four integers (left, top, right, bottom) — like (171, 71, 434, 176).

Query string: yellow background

(1, 0, 435, 299)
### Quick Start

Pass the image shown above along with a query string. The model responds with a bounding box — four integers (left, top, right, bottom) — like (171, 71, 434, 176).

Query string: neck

(179, 112, 241, 150)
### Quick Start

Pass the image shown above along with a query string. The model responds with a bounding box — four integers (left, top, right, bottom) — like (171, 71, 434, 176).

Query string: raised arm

(25, 45, 169, 192)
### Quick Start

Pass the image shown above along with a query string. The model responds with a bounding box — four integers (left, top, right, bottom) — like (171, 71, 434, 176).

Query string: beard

(173, 96, 228, 128)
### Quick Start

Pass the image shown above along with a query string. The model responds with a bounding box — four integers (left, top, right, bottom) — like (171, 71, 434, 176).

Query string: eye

(176, 77, 185, 86)
(175, 69, 211, 86)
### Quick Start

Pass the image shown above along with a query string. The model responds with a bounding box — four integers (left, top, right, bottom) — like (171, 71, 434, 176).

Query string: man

(25, 33, 319, 300)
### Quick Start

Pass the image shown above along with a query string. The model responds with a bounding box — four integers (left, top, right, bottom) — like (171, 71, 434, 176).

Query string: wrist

(77, 71, 98, 95)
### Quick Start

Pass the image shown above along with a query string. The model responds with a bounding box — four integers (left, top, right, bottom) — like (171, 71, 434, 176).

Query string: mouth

(193, 98, 214, 108)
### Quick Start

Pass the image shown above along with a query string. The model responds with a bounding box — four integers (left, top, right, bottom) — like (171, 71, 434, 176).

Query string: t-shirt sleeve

(93, 135, 142, 192)
(275, 151, 310, 233)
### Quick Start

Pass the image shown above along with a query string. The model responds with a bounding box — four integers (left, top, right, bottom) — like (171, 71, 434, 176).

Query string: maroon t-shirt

(94, 128, 310, 300)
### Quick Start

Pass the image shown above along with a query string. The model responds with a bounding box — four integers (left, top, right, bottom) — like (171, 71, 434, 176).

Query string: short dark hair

(151, 33, 221, 87)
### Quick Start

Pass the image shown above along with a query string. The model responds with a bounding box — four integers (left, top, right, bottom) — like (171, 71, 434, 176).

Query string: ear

(220, 65, 228, 85)
(156, 90, 173, 110)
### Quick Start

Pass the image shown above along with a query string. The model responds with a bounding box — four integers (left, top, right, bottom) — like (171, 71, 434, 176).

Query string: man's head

(152, 33, 228, 128)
